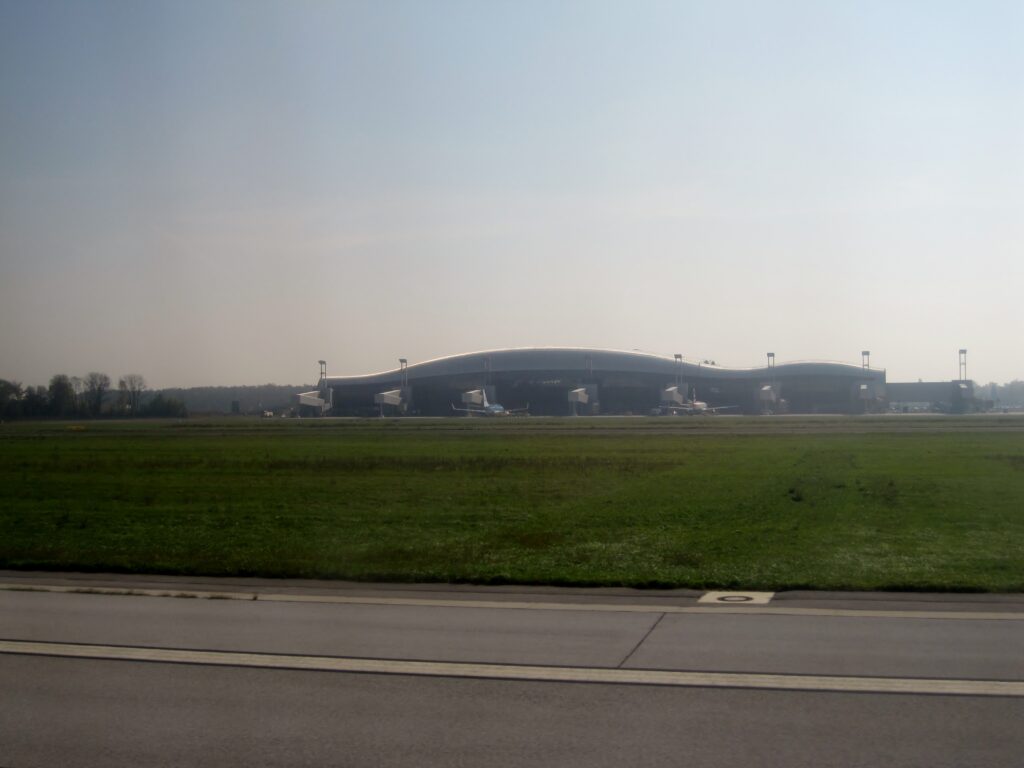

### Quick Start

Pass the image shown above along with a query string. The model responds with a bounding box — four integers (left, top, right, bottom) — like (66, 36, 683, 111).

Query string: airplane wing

(451, 403, 484, 414)
(505, 403, 530, 415)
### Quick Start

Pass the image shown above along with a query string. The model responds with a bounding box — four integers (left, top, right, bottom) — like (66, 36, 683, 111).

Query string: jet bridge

(568, 385, 599, 415)
(295, 389, 330, 416)
(661, 385, 686, 405)
(461, 386, 495, 407)
(373, 388, 405, 416)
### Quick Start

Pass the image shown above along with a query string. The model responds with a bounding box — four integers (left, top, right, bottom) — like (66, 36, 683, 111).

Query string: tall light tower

(674, 353, 682, 389)
(959, 349, 968, 382)
(862, 350, 870, 369)
(318, 360, 327, 384)
(399, 358, 408, 389)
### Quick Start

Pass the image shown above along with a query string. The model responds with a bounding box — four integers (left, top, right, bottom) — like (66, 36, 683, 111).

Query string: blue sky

(1, 0, 1021, 387)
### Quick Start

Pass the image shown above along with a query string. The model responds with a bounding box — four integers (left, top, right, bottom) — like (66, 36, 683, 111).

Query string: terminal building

(305, 347, 890, 417)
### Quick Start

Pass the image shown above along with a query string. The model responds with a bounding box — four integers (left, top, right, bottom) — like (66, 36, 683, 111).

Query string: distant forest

(979, 381, 1024, 408)
(156, 384, 314, 415)
(0, 374, 313, 420)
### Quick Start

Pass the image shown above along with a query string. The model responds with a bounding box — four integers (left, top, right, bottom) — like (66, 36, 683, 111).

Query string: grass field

(2, 415, 1023, 591)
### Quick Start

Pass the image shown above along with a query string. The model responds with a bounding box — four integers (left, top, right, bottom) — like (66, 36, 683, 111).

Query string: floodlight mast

(318, 360, 327, 384)
(862, 351, 870, 369)
(959, 349, 967, 382)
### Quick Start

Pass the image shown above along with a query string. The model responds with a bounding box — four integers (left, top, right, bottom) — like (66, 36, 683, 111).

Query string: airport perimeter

(2, 414, 1022, 592)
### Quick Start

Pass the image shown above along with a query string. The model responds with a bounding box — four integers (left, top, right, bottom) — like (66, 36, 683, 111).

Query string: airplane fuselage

(452, 389, 528, 416)
(656, 400, 722, 415)
(452, 403, 509, 416)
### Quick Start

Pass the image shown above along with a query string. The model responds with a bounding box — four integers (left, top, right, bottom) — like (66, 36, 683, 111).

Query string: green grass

(2, 416, 1023, 591)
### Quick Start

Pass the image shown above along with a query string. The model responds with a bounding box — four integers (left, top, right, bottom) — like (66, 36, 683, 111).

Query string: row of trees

(156, 384, 311, 414)
(0, 373, 186, 420)
(980, 381, 1024, 408)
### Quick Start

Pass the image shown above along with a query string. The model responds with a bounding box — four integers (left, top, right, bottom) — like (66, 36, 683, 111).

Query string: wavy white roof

(322, 347, 883, 387)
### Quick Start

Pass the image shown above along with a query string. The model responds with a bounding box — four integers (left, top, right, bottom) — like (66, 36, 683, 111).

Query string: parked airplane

(451, 389, 529, 416)
(657, 400, 737, 415)
(656, 386, 737, 415)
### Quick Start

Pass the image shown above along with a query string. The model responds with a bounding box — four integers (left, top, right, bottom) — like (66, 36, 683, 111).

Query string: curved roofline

(335, 346, 671, 380)
(322, 346, 882, 386)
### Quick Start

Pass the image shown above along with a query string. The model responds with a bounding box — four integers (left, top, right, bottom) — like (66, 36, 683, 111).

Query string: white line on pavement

(2, 640, 1022, 697)
(2, 583, 1023, 621)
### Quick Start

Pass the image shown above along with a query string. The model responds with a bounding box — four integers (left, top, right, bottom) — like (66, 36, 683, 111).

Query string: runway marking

(2, 583, 1024, 621)
(2, 640, 1022, 698)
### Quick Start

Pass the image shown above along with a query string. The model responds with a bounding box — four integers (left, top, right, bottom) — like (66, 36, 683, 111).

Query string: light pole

(862, 351, 870, 369)
(959, 349, 967, 382)
(398, 358, 409, 415)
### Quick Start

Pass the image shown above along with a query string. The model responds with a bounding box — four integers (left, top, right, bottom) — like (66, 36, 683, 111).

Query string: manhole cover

(698, 591, 775, 605)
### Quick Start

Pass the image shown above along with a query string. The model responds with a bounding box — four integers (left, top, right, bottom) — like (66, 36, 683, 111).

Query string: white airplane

(657, 386, 737, 415)
(658, 400, 738, 415)
(451, 389, 529, 416)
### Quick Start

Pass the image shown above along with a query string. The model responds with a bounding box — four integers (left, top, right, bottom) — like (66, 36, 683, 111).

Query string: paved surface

(2, 571, 1024, 767)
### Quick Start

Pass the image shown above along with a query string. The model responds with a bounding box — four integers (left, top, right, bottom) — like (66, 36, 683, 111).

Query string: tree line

(980, 380, 1024, 408)
(0, 373, 186, 420)
(155, 384, 311, 415)
(8, 375, 1017, 420)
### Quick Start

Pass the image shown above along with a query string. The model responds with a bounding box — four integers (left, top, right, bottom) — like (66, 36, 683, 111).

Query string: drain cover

(698, 591, 775, 605)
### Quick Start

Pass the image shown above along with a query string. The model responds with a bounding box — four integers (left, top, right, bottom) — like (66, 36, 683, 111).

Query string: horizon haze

(2, 1, 1022, 389)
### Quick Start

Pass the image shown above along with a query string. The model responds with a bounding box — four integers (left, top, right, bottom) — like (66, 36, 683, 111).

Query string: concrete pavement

(2, 571, 1023, 767)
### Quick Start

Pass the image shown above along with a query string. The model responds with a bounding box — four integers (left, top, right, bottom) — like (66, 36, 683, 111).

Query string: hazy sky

(2, 0, 1021, 388)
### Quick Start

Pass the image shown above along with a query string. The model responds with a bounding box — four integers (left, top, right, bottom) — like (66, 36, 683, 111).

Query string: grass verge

(2, 416, 1023, 591)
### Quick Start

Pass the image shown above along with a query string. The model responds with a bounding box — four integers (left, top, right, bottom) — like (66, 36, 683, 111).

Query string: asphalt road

(2, 572, 1023, 767)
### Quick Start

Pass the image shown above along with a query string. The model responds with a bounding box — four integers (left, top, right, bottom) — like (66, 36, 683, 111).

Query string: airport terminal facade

(311, 347, 891, 416)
